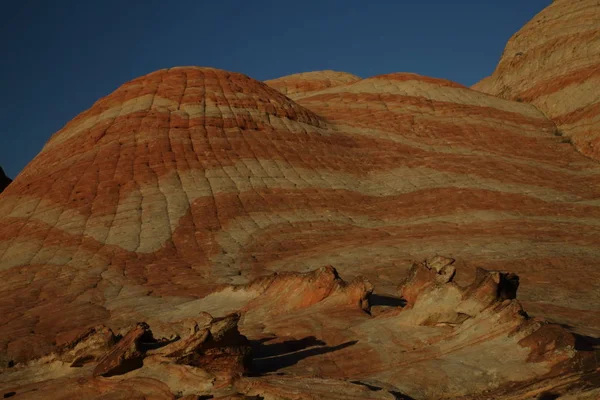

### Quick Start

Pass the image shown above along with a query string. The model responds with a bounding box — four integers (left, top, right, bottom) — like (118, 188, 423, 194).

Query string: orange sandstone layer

(2, 1, 600, 394)
(1, 264, 598, 399)
(1, 65, 600, 371)
(473, 0, 600, 160)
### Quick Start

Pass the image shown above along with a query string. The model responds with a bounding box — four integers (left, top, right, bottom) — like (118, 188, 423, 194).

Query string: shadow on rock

(369, 294, 406, 308)
(251, 336, 326, 359)
(251, 337, 357, 374)
(537, 392, 560, 400)
(573, 333, 600, 352)
(557, 324, 600, 352)
(350, 381, 416, 400)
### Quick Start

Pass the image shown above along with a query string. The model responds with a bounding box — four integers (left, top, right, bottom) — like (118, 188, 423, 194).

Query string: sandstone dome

(1, 3, 600, 397)
(265, 69, 361, 98)
(473, 0, 600, 160)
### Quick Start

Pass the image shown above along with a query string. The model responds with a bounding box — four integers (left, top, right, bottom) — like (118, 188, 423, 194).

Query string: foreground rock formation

(1, 263, 598, 399)
(1, 0, 600, 398)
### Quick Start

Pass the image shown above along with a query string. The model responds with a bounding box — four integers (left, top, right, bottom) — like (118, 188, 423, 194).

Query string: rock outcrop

(92, 322, 153, 377)
(2, 63, 600, 368)
(1, 311, 252, 399)
(1, 263, 596, 399)
(473, 0, 600, 160)
(1, 1, 599, 398)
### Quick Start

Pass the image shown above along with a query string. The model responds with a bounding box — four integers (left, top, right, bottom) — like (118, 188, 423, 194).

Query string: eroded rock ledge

(1, 259, 597, 399)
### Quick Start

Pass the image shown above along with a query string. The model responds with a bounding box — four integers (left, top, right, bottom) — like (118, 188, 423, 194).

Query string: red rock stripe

(300, 92, 550, 129)
(368, 73, 467, 89)
(232, 219, 600, 277)
(554, 102, 600, 126)
(267, 78, 361, 96)
(32, 107, 575, 174)
(204, 187, 600, 223)
(49, 68, 321, 136)
(517, 62, 600, 102)
(8, 129, 600, 215)
(5, 186, 600, 247)
(4, 186, 600, 280)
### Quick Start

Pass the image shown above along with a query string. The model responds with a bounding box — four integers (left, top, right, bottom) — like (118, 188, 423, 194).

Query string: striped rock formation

(1, 1, 600, 398)
(265, 70, 361, 99)
(2, 265, 598, 399)
(473, 0, 600, 160)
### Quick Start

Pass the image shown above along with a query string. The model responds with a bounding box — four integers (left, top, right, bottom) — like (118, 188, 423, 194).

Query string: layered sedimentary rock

(473, 0, 600, 160)
(1, 1, 600, 397)
(1, 264, 597, 399)
(265, 70, 361, 99)
(0, 167, 11, 193)
(2, 68, 600, 355)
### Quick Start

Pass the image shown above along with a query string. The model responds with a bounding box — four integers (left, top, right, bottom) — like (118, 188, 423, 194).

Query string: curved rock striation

(473, 0, 600, 160)
(2, 60, 600, 365)
(0, 1, 600, 397)
(265, 70, 361, 99)
(1, 264, 596, 399)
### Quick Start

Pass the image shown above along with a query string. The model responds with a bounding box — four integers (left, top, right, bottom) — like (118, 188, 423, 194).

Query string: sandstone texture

(0, 265, 597, 398)
(473, 0, 600, 160)
(1, 1, 600, 398)
(265, 70, 361, 99)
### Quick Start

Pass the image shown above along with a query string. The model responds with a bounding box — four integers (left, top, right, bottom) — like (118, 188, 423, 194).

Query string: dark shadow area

(3, 393, 16, 399)
(252, 336, 326, 358)
(98, 330, 178, 377)
(573, 333, 600, 352)
(251, 337, 357, 375)
(390, 391, 416, 400)
(537, 392, 559, 400)
(101, 357, 144, 377)
(496, 272, 519, 300)
(369, 294, 406, 308)
(139, 332, 179, 352)
(557, 324, 600, 352)
(350, 380, 382, 391)
(348, 380, 416, 399)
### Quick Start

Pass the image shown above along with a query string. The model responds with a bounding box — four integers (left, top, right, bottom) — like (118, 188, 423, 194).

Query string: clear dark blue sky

(0, 0, 551, 178)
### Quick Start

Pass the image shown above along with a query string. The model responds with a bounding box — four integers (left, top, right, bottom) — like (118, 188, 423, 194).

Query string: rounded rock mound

(265, 70, 361, 99)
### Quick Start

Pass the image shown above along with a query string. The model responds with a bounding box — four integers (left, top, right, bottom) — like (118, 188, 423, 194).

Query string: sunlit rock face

(1, 264, 597, 399)
(3, 64, 600, 364)
(473, 0, 600, 160)
(1, 1, 600, 397)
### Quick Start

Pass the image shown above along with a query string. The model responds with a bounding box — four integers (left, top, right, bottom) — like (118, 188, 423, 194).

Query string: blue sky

(0, 0, 551, 178)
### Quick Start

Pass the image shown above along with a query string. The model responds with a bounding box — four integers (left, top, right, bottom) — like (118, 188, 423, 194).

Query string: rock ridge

(0, 262, 596, 399)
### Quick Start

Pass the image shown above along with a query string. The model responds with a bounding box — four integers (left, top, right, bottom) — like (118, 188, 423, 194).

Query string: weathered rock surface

(58, 325, 117, 367)
(235, 375, 400, 399)
(473, 0, 600, 160)
(265, 70, 361, 99)
(1, 311, 252, 399)
(92, 322, 152, 377)
(2, 63, 600, 367)
(1, 0, 600, 397)
(0, 167, 11, 193)
(1, 264, 597, 399)
(149, 313, 251, 375)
